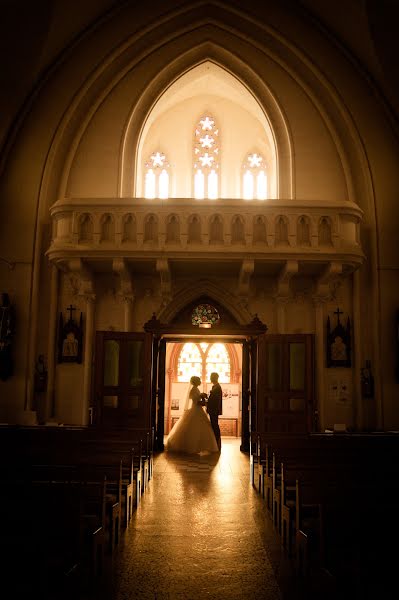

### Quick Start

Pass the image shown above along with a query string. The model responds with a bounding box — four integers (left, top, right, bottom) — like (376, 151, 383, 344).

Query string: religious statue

(0, 292, 15, 380)
(34, 354, 48, 393)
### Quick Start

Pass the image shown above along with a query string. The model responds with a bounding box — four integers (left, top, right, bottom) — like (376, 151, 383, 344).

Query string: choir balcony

(47, 197, 364, 279)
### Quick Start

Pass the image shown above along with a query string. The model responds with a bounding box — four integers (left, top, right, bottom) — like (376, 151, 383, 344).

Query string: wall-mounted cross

(334, 307, 343, 323)
(67, 304, 76, 322)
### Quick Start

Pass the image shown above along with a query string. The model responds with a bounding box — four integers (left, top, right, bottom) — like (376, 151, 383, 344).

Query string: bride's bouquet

(198, 392, 208, 406)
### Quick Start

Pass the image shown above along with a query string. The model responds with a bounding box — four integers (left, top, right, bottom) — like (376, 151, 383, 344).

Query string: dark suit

(207, 382, 222, 448)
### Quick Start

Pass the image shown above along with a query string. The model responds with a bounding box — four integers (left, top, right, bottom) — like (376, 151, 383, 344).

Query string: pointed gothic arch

(157, 279, 253, 325)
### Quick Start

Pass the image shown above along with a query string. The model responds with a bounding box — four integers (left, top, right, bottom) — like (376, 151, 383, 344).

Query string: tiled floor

(94, 439, 318, 600)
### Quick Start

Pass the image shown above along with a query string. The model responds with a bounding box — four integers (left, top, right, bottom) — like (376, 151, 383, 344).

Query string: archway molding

(119, 44, 292, 198)
(158, 279, 253, 325)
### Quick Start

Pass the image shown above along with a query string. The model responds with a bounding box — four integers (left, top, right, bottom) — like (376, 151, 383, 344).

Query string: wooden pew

(1, 476, 106, 594)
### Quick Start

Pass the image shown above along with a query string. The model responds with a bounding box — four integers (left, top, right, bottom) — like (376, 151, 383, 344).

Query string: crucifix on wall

(58, 304, 83, 363)
(326, 307, 351, 367)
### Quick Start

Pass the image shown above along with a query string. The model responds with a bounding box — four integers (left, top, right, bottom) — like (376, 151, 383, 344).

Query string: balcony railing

(47, 197, 363, 266)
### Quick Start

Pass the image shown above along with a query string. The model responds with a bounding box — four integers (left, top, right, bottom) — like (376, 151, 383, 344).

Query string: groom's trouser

(209, 413, 221, 447)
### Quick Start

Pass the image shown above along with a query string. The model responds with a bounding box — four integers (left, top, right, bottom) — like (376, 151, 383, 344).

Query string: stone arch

(319, 216, 333, 246)
(297, 215, 310, 246)
(275, 215, 289, 245)
(231, 215, 245, 244)
(100, 213, 115, 242)
(187, 214, 202, 244)
(253, 215, 267, 244)
(29, 2, 377, 221)
(158, 279, 253, 325)
(18, 1, 377, 225)
(143, 213, 158, 243)
(122, 213, 136, 243)
(121, 48, 291, 199)
(209, 213, 224, 244)
(78, 213, 93, 243)
(166, 213, 180, 244)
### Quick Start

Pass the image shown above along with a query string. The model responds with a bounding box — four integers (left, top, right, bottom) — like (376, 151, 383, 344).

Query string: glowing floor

(97, 439, 315, 600)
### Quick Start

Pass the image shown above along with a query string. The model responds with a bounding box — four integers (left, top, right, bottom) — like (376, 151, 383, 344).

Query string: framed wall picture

(58, 305, 83, 363)
(326, 308, 351, 368)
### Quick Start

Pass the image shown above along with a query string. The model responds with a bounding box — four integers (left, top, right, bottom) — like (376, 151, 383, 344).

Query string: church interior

(0, 0, 398, 598)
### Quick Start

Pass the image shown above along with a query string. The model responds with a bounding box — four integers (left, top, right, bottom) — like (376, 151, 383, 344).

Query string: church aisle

(98, 439, 301, 600)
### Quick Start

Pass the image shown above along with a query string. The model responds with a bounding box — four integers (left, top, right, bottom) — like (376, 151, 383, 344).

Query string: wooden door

(256, 334, 314, 433)
(93, 331, 153, 428)
(153, 337, 166, 451)
(241, 339, 251, 452)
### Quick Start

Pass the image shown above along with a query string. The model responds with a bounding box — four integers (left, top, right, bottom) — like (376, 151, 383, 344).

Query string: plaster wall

(1, 1, 398, 428)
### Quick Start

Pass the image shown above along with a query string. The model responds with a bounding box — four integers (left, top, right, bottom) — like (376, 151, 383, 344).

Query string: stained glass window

(144, 151, 170, 199)
(242, 152, 267, 200)
(193, 115, 220, 199)
(177, 343, 202, 382)
(176, 342, 230, 383)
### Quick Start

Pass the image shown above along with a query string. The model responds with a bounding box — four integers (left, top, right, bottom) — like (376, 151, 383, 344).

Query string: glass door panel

(267, 343, 282, 391)
(127, 340, 144, 386)
(289, 342, 305, 391)
(103, 340, 120, 386)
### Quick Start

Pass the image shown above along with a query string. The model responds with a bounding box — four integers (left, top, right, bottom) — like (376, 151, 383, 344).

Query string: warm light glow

(200, 116, 214, 130)
(257, 170, 267, 199)
(144, 169, 155, 198)
(177, 342, 231, 383)
(248, 152, 262, 168)
(150, 151, 166, 167)
(194, 169, 205, 199)
(159, 169, 169, 199)
(144, 151, 170, 199)
(243, 170, 254, 200)
(199, 153, 214, 168)
(199, 323, 212, 328)
(200, 134, 214, 148)
(177, 343, 202, 382)
(193, 114, 220, 199)
(208, 170, 218, 199)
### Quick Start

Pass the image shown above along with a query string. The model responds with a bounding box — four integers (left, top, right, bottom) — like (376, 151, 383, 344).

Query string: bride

(165, 375, 219, 454)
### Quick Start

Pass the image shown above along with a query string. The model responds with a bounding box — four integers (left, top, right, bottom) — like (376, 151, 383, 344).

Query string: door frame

(145, 310, 268, 450)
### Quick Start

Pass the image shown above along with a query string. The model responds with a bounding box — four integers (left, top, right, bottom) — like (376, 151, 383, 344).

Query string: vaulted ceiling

(1, 0, 397, 155)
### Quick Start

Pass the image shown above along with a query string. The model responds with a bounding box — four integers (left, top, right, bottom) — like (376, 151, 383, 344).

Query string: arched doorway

(164, 339, 242, 440)
(146, 297, 263, 452)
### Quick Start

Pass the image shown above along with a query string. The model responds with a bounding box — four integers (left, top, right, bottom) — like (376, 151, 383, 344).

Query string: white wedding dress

(166, 385, 219, 454)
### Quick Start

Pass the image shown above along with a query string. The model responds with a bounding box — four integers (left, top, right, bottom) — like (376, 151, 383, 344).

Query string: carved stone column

(113, 259, 134, 331)
(82, 293, 95, 425)
(44, 264, 59, 421)
(156, 258, 172, 306)
(67, 258, 95, 425)
(122, 295, 135, 331)
(274, 296, 289, 333)
(274, 260, 298, 333)
(313, 297, 327, 432)
(313, 262, 343, 432)
(353, 269, 363, 430)
(238, 259, 254, 302)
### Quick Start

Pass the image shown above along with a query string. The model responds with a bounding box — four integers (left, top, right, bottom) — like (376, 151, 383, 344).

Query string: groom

(207, 372, 223, 450)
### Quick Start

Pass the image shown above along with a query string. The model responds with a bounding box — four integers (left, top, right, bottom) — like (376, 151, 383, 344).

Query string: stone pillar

(26, 222, 45, 411)
(82, 294, 95, 425)
(45, 264, 59, 421)
(275, 297, 288, 333)
(314, 300, 325, 432)
(353, 270, 363, 430)
(123, 295, 135, 331)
